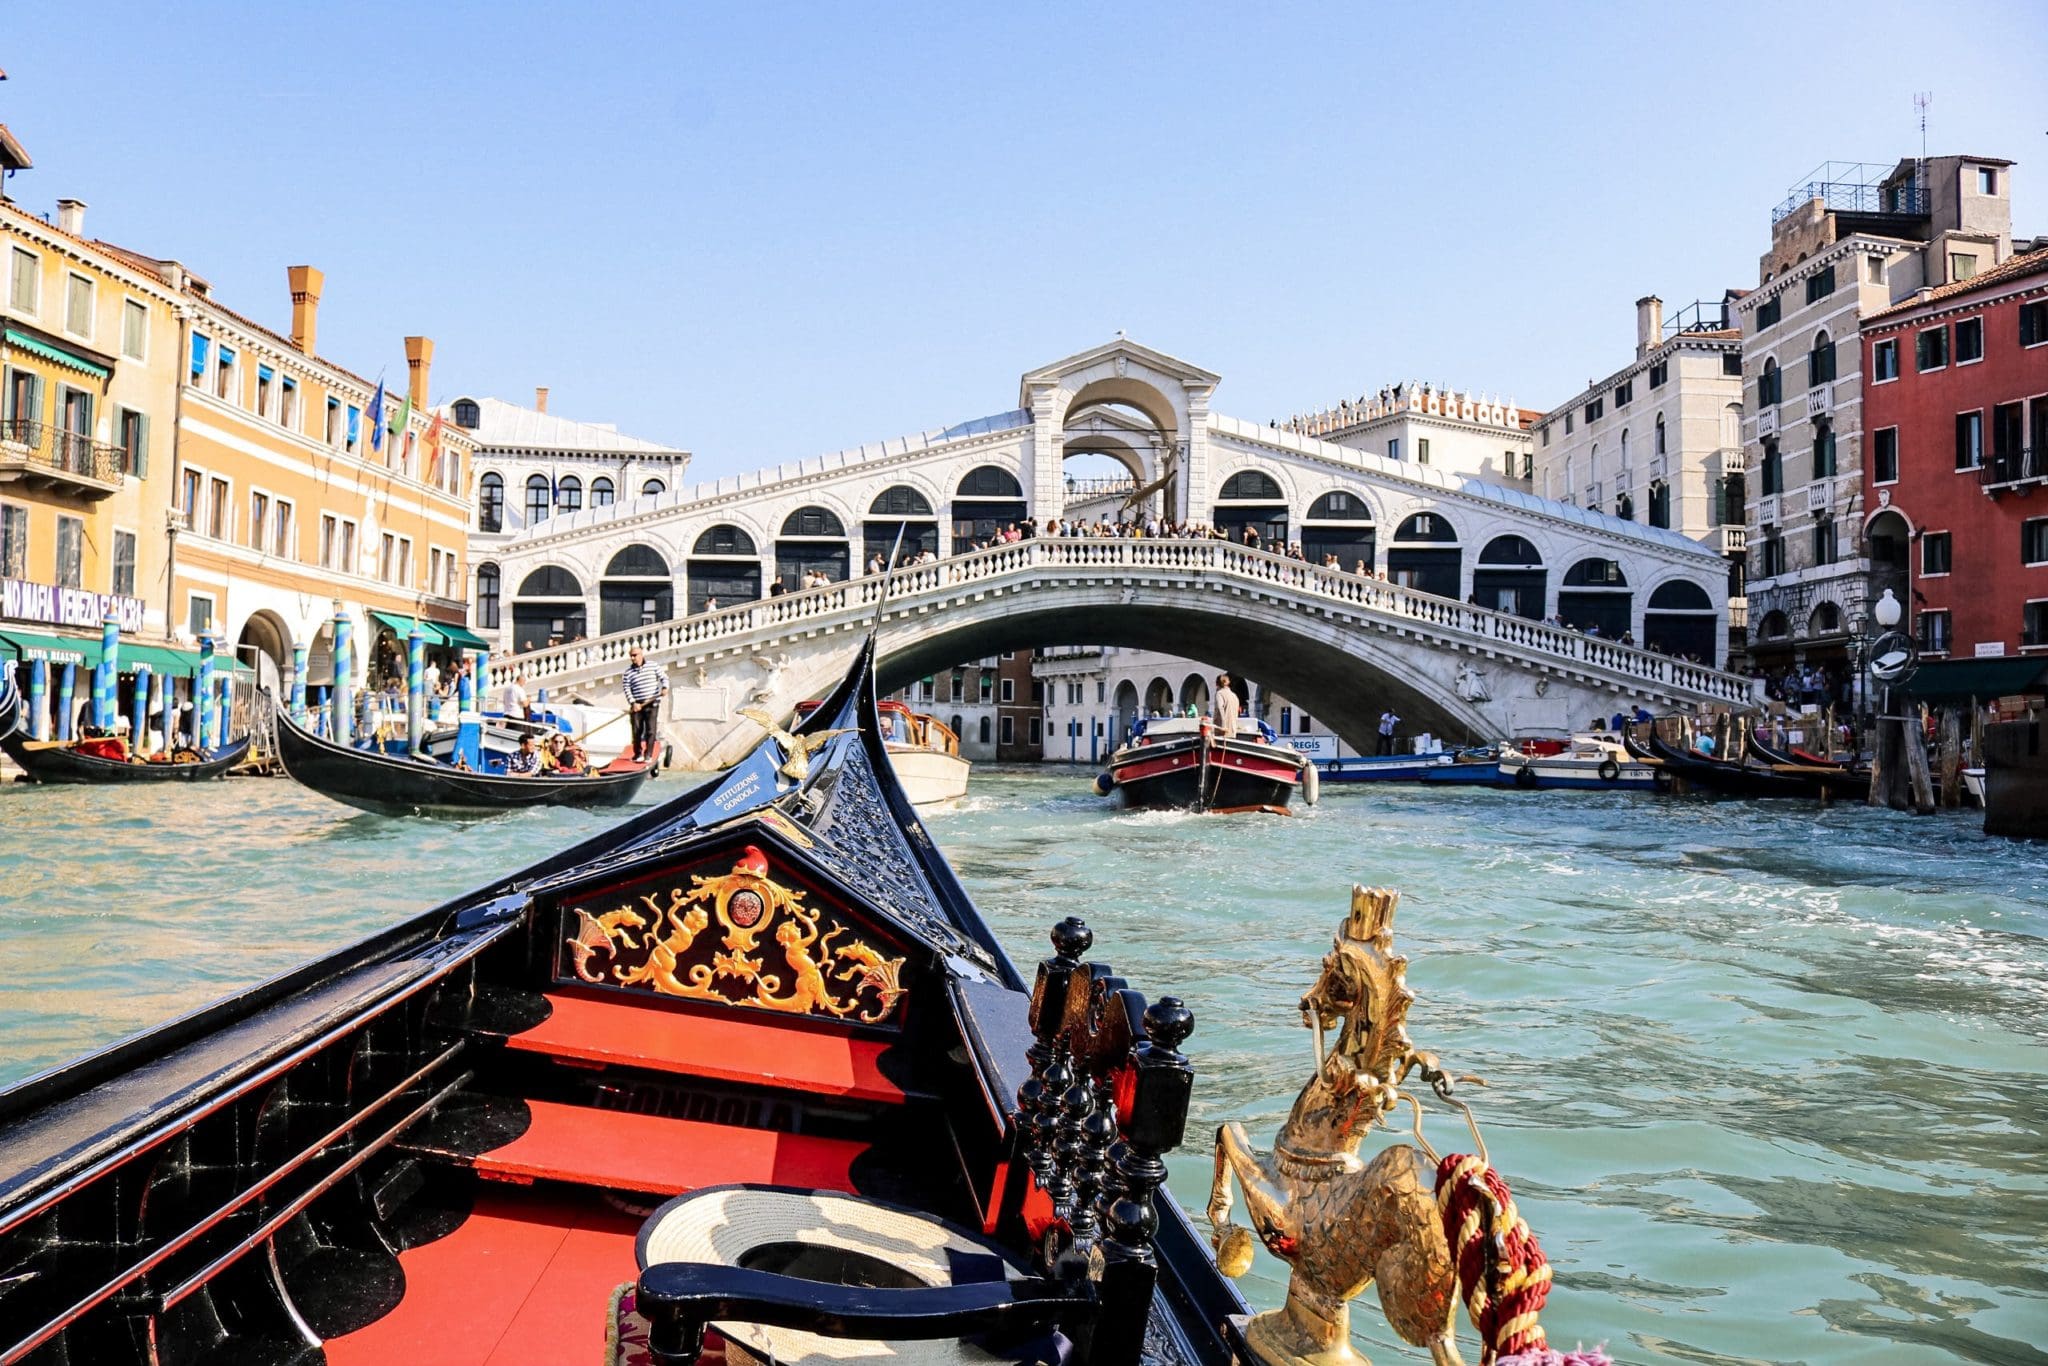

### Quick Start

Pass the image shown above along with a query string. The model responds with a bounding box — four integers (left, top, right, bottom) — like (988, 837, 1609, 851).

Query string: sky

(5, 2, 2044, 483)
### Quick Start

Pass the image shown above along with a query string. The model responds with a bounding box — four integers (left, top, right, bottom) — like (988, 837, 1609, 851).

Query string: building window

(592, 476, 615, 506)
(1520, 452, 1533, 480)
(1804, 266, 1835, 304)
(187, 594, 214, 638)
(476, 563, 501, 627)
(478, 472, 504, 531)
(1922, 531, 1952, 575)
(1759, 357, 1781, 406)
(452, 398, 480, 428)
(255, 367, 273, 417)
(1000, 716, 1015, 746)
(345, 403, 361, 453)
(121, 299, 147, 360)
(110, 529, 136, 597)
(215, 347, 236, 401)
(1955, 317, 1983, 364)
(1416, 437, 1430, 465)
(274, 500, 294, 559)
(1950, 253, 1979, 282)
(1584, 398, 1603, 423)
(64, 274, 93, 337)
(1872, 337, 1899, 382)
(1812, 518, 1837, 565)
(1648, 481, 1670, 529)
(1648, 362, 1668, 389)
(1029, 717, 1042, 746)
(55, 515, 82, 588)
(1813, 424, 1836, 478)
(7, 248, 36, 313)
(1614, 379, 1633, 406)
(2022, 300, 2048, 347)
(1872, 427, 1899, 483)
(1000, 678, 1015, 702)
(249, 490, 269, 550)
(1756, 296, 1781, 329)
(1761, 443, 1783, 495)
(1809, 331, 1835, 384)
(1955, 411, 1983, 470)
(1919, 610, 1950, 654)
(1653, 413, 1666, 457)
(978, 716, 992, 746)
(2026, 601, 2048, 649)
(280, 377, 299, 428)
(1758, 535, 1785, 577)
(556, 474, 582, 513)
(1979, 166, 1999, 195)
(207, 476, 229, 539)
(1917, 326, 1948, 371)
(320, 514, 339, 569)
(525, 474, 551, 523)
(117, 408, 147, 478)
(0, 504, 25, 577)
(398, 536, 413, 586)
(2025, 518, 2048, 566)
(1721, 352, 1741, 376)
(643, 478, 665, 497)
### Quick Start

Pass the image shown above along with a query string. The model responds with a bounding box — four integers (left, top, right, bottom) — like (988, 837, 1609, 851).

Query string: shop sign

(1, 578, 147, 633)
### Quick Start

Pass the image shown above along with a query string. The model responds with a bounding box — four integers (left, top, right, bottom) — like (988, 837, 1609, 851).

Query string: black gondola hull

(0, 677, 250, 782)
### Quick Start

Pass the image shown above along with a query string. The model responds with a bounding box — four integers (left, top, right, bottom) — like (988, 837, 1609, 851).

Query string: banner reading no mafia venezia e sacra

(1, 578, 147, 634)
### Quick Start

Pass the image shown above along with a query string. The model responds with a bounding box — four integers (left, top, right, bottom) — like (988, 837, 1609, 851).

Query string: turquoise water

(3, 769, 2045, 1365)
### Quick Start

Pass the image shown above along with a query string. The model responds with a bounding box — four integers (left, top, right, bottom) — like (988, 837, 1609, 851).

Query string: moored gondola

(272, 704, 653, 815)
(0, 668, 250, 783)
(1642, 727, 1859, 800)
(0, 638, 1249, 1366)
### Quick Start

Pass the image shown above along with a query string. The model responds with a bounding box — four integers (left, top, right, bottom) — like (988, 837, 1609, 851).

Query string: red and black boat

(0, 638, 1246, 1366)
(1099, 716, 1316, 814)
(0, 668, 251, 783)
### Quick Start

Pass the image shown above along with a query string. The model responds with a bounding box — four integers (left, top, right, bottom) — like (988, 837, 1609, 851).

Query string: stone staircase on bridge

(490, 537, 1757, 769)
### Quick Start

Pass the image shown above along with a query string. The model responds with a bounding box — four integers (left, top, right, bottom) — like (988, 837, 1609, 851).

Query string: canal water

(2, 769, 2043, 1366)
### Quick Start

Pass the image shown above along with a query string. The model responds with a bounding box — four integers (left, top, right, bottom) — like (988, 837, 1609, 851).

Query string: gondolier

(622, 647, 667, 762)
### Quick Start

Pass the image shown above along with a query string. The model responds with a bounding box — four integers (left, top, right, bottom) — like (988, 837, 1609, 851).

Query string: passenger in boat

(1696, 732, 1718, 757)
(1213, 673, 1241, 736)
(507, 733, 541, 775)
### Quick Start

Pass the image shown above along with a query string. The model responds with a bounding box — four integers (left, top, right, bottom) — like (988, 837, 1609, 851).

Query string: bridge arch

(952, 465, 1028, 547)
(776, 505, 851, 591)
(1643, 577, 1716, 662)
(1302, 490, 1376, 570)
(600, 543, 674, 635)
(1143, 676, 1174, 716)
(864, 482, 940, 564)
(1212, 468, 1291, 547)
(1559, 557, 1631, 638)
(688, 525, 762, 614)
(1474, 534, 1545, 619)
(1387, 510, 1461, 598)
(1113, 679, 1140, 745)
(1060, 405, 1158, 489)
(511, 564, 587, 653)
(1179, 673, 1209, 714)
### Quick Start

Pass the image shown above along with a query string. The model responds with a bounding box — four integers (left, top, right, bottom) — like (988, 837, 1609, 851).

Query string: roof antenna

(1914, 91, 1932, 166)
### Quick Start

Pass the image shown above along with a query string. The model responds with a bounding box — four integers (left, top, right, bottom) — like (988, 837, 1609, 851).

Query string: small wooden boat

(273, 707, 653, 816)
(877, 700, 971, 806)
(0, 637, 1261, 1366)
(1635, 728, 1862, 800)
(1100, 715, 1316, 813)
(1315, 748, 1504, 785)
(1746, 733, 1860, 772)
(0, 670, 249, 783)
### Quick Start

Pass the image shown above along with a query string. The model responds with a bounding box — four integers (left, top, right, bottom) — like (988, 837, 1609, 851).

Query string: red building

(1861, 249, 2048, 676)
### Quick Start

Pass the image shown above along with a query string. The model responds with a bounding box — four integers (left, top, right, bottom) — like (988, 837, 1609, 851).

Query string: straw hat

(636, 1184, 1037, 1366)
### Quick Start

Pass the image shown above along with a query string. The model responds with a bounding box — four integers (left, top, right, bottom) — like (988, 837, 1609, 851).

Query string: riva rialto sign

(1, 578, 146, 633)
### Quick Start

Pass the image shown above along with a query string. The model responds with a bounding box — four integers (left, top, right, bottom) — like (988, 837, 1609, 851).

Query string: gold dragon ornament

(564, 846, 907, 1023)
(1209, 887, 1592, 1366)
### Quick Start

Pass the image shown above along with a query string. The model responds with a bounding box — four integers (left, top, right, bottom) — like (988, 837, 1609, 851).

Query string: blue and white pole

(196, 635, 216, 751)
(132, 664, 151, 753)
(216, 673, 232, 750)
(330, 603, 353, 746)
(290, 639, 307, 724)
(406, 623, 426, 753)
(56, 663, 75, 741)
(159, 667, 176, 750)
(29, 659, 47, 740)
(99, 613, 121, 731)
(456, 651, 481, 770)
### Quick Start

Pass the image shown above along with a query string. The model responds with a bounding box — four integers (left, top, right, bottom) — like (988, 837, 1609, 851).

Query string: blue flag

(367, 379, 386, 452)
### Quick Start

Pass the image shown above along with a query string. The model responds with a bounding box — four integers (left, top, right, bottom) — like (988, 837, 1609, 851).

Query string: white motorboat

(1497, 731, 1659, 791)
(878, 700, 971, 805)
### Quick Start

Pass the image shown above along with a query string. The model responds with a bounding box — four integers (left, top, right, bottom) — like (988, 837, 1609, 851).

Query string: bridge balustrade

(498, 537, 1752, 706)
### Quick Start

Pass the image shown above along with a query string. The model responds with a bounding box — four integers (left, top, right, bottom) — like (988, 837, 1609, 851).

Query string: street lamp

(1873, 587, 1902, 630)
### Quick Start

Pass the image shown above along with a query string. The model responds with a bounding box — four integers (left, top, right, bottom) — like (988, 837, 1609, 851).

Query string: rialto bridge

(478, 340, 1752, 764)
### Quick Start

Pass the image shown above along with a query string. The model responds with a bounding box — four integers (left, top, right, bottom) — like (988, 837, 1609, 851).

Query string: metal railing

(1660, 299, 1733, 337)
(494, 537, 1754, 704)
(1982, 447, 2047, 490)
(1772, 163, 1928, 224)
(0, 421, 124, 486)
(1063, 476, 1137, 497)
(1757, 407, 1779, 439)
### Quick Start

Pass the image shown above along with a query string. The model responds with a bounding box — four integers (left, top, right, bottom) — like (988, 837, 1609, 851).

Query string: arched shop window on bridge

(688, 525, 761, 614)
(1473, 535, 1545, 619)
(511, 565, 585, 653)
(1387, 512, 1460, 598)
(475, 562, 501, 629)
(1212, 470, 1288, 547)
(776, 506, 849, 590)
(1302, 491, 1376, 569)
(865, 486, 938, 564)
(952, 466, 1027, 547)
(1644, 580, 1715, 661)
(601, 543, 674, 635)
(1560, 558, 1631, 638)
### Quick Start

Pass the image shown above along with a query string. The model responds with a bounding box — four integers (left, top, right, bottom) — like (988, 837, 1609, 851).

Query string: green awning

(368, 610, 453, 646)
(1902, 657, 2048, 703)
(436, 622, 490, 651)
(119, 644, 199, 677)
(4, 326, 111, 381)
(0, 629, 99, 668)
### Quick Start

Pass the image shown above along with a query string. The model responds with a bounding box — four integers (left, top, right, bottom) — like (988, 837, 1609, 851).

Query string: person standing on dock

(622, 648, 667, 764)
(1213, 674, 1241, 736)
(1378, 710, 1400, 755)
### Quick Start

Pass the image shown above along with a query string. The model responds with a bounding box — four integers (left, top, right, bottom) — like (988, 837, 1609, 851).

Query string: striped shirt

(621, 662, 666, 705)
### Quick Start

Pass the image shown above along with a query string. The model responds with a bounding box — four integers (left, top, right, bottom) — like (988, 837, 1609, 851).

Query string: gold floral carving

(563, 845, 908, 1024)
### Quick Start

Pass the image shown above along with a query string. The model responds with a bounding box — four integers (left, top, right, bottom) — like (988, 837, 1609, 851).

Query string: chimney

(287, 265, 324, 353)
(55, 198, 85, 236)
(404, 336, 434, 410)
(534, 386, 549, 414)
(1635, 295, 1663, 358)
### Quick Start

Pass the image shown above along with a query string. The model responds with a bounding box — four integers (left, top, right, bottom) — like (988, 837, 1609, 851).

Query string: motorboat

(1099, 715, 1316, 813)
(1314, 747, 1507, 785)
(877, 700, 971, 806)
(1497, 732, 1658, 791)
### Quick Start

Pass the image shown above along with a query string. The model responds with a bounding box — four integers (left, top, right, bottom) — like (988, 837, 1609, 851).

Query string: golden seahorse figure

(1208, 887, 1467, 1366)
(753, 909, 853, 1016)
(616, 897, 715, 997)
(566, 906, 648, 983)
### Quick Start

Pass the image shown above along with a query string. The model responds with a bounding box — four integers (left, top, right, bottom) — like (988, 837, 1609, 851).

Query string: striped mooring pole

(196, 635, 216, 751)
(406, 623, 426, 753)
(330, 603, 353, 746)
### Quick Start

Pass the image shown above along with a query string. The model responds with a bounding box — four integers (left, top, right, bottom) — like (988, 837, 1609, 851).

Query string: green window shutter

(133, 411, 149, 479)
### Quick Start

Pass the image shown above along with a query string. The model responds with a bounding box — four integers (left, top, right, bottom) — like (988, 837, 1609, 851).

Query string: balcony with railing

(1805, 382, 1836, 419)
(1716, 526, 1748, 556)
(1660, 299, 1735, 338)
(1757, 406, 1779, 439)
(1804, 480, 1832, 516)
(1758, 492, 1782, 526)
(0, 420, 125, 499)
(1771, 162, 1929, 224)
(1982, 446, 2048, 495)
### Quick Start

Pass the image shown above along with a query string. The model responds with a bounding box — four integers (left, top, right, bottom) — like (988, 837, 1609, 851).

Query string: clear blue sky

(6, 2, 2043, 480)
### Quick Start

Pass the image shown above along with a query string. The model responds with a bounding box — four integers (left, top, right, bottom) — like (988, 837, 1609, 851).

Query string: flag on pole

(424, 411, 445, 480)
(389, 394, 413, 444)
(367, 379, 386, 452)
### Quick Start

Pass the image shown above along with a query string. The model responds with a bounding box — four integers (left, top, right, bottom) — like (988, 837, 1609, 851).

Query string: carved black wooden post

(1010, 918, 1090, 1229)
(1092, 997, 1195, 1366)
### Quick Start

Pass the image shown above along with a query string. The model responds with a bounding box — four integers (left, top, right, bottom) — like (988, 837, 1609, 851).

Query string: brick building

(1860, 248, 2048, 677)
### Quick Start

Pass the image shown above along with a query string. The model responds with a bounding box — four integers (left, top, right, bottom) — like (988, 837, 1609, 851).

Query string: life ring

(1598, 758, 1621, 782)
(1513, 765, 1538, 789)
(1327, 759, 1343, 775)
